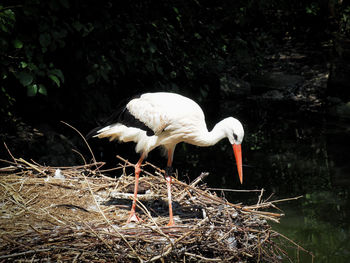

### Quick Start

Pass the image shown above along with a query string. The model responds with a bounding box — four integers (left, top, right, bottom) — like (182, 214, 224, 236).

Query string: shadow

(102, 197, 203, 220)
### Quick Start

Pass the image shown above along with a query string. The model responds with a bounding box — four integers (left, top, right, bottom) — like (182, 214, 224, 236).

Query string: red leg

(127, 154, 145, 223)
(166, 149, 175, 226)
(166, 176, 175, 226)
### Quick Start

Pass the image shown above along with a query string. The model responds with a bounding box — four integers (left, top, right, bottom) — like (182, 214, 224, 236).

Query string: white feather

(94, 92, 244, 156)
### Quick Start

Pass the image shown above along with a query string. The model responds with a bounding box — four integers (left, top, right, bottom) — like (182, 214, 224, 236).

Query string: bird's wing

(126, 95, 171, 136)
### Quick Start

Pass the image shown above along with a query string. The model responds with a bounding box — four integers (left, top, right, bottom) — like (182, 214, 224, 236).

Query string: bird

(92, 92, 244, 226)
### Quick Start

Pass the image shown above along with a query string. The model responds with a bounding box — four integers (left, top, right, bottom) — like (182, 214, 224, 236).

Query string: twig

(148, 217, 210, 262)
(116, 155, 156, 178)
(207, 188, 263, 192)
(134, 199, 173, 245)
(3, 142, 17, 164)
(0, 249, 52, 260)
(60, 121, 99, 172)
(176, 172, 209, 202)
(83, 221, 117, 263)
(257, 188, 265, 206)
(272, 230, 315, 260)
(184, 252, 222, 262)
(80, 166, 144, 263)
(71, 149, 87, 165)
(145, 161, 165, 174)
(17, 158, 46, 175)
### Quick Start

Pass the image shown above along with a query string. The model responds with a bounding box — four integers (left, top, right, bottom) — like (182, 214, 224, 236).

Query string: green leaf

(38, 84, 47, 96)
(27, 84, 38, 96)
(13, 39, 23, 49)
(0, 9, 15, 33)
(50, 69, 64, 83)
(20, 62, 28, 68)
(17, 72, 34, 87)
(194, 33, 202, 40)
(49, 74, 60, 87)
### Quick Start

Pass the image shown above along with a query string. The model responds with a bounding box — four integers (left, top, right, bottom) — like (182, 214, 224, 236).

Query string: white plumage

(93, 92, 244, 226)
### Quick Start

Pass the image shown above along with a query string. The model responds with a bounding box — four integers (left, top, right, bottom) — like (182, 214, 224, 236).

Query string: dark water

(235, 109, 349, 262)
(171, 100, 350, 263)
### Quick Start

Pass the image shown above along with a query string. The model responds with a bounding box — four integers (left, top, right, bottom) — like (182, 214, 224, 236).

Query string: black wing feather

(118, 107, 155, 136)
(86, 94, 155, 139)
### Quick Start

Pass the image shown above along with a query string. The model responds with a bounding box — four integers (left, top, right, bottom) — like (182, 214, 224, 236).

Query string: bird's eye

(233, 133, 238, 141)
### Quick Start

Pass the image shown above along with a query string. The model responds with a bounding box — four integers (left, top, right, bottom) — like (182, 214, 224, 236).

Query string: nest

(0, 155, 305, 262)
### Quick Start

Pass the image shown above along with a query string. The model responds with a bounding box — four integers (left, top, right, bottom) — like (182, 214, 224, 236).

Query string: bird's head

(222, 117, 244, 184)
(223, 117, 244, 145)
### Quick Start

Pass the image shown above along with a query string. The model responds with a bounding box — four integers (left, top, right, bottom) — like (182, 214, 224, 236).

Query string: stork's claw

(127, 211, 142, 223)
(167, 219, 175, 227)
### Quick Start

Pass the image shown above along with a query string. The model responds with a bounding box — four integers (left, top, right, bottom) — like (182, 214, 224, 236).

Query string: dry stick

(30, 162, 105, 170)
(184, 252, 222, 262)
(116, 155, 155, 178)
(0, 159, 18, 168)
(3, 142, 17, 164)
(176, 172, 209, 202)
(39, 207, 66, 225)
(29, 225, 47, 240)
(72, 251, 82, 263)
(71, 148, 87, 165)
(268, 195, 303, 204)
(144, 161, 165, 174)
(207, 188, 262, 192)
(246, 196, 303, 210)
(0, 249, 52, 260)
(17, 158, 46, 175)
(0, 234, 38, 253)
(0, 181, 24, 204)
(82, 221, 117, 263)
(257, 188, 265, 206)
(148, 217, 210, 262)
(271, 230, 314, 259)
(60, 121, 100, 172)
(134, 199, 173, 245)
(217, 225, 238, 242)
(80, 169, 144, 263)
(99, 166, 124, 173)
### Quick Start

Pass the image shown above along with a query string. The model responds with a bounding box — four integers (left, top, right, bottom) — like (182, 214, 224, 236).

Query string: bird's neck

(195, 120, 227, 147)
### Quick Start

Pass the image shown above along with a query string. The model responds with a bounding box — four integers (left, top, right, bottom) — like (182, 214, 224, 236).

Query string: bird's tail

(95, 124, 157, 155)
(94, 124, 143, 142)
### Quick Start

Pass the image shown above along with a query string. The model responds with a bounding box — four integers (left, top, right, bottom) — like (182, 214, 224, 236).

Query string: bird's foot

(166, 219, 175, 227)
(126, 211, 142, 223)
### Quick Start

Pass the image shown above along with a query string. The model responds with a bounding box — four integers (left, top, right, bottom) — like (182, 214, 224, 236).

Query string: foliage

(339, 6, 350, 36)
(0, 0, 341, 126)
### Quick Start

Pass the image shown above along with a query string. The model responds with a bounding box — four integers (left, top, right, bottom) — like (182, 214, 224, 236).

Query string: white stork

(93, 92, 244, 226)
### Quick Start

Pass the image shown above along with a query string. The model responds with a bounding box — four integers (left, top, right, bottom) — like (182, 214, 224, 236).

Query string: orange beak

(232, 144, 243, 184)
